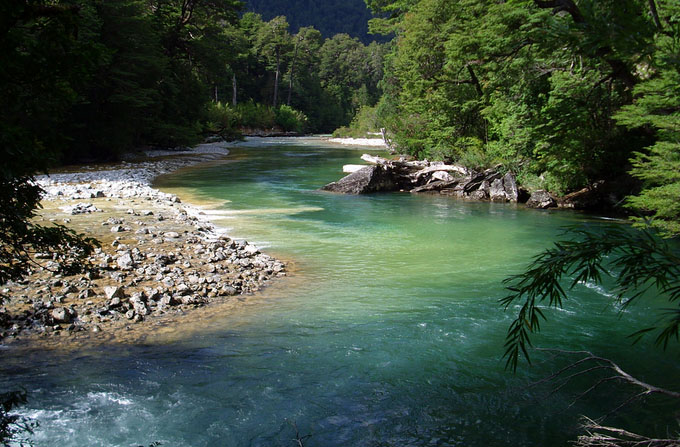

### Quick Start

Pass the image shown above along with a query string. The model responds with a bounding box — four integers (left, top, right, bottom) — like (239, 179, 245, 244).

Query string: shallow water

(2, 137, 678, 446)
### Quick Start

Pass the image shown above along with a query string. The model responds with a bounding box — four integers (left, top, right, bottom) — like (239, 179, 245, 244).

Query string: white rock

(104, 286, 125, 299)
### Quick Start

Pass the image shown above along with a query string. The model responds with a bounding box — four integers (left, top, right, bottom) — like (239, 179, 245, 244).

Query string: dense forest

(360, 0, 680, 235)
(244, 0, 380, 43)
(1, 0, 385, 165)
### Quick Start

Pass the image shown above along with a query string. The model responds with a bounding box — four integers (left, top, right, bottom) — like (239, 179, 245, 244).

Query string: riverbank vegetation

(366, 0, 680, 216)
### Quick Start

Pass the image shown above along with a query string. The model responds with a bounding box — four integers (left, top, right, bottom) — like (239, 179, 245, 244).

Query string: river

(2, 137, 677, 446)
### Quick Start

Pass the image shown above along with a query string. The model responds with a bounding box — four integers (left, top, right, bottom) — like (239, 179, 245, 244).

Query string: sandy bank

(0, 142, 286, 346)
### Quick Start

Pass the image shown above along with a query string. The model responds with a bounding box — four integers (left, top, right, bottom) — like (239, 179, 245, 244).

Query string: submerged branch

(536, 349, 680, 400)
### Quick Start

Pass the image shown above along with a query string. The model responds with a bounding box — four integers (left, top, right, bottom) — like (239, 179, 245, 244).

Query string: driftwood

(411, 163, 468, 181)
(380, 128, 396, 154)
(532, 349, 680, 447)
(322, 154, 521, 202)
(360, 154, 429, 170)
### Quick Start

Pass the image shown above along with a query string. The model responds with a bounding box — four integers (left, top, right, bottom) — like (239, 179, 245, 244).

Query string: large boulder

(321, 165, 400, 194)
(526, 190, 557, 209)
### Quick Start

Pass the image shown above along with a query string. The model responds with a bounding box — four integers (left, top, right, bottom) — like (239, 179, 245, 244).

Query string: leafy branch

(501, 225, 680, 371)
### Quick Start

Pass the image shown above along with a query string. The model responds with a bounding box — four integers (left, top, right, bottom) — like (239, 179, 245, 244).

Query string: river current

(2, 137, 677, 446)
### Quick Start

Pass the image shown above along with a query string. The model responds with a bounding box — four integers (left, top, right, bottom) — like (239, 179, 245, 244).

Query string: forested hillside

(244, 0, 378, 43)
(1, 0, 385, 165)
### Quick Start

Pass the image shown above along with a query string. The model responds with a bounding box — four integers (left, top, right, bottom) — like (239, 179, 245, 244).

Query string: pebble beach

(0, 142, 286, 345)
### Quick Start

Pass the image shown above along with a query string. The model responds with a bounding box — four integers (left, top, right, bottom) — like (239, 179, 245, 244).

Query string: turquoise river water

(2, 137, 678, 446)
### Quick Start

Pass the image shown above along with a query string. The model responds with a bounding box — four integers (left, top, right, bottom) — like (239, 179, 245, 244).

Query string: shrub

(275, 105, 308, 133)
(204, 102, 242, 141)
(235, 101, 277, 129)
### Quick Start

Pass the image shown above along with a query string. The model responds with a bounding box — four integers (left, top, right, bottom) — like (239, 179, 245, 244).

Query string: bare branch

(287, 420, 312, 447)
(536, 349, 680, 400)
(576, 417, 680, 447)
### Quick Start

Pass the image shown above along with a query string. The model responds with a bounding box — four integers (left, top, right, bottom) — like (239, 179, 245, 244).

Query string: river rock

(116, 252, 135, 270)
(489, 178, 506, 202)
(343, 164, 366, 173)
(526, 190, 557, 209)
(503, 172, 519, 202)
(243, 244, 259, 256)
(62, 202, 100, 215)
(104, 286, 125, 299)
(431, 171, 455, 182)
(321, 165, 399, 194)
(51, 307, 75, 323)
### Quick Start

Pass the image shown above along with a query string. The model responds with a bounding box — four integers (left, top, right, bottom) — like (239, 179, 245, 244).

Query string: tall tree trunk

(648, 0, 663, 30)
(467, 65, 483, 97)
(287, 40, 300, 106)
(214, 85, 218, 102)
(273, 47, 280, 108)
(232, 73, 237, 106)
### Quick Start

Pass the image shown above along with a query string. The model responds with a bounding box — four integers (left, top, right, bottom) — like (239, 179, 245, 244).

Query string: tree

(375, 0, 661, 194)
(500, 224, 680, 445)
(614, 0, 680, 236)
(501, 225, 680, 371)
(0, 390, 35, 446)
(0, 1, 98, 304)
(364, 0, 419, 35)
(496, 3, 680, 444)
(255, 16, 293, 108)
(317, 33, 384, 129)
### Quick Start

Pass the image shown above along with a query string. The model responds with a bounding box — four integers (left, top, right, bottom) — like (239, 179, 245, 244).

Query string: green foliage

(365, 0, 419, 35)
(0, 174, 99, 305)
(215, 102, 307, 133)
(204, 102, 243, 141)
(235, 101, 277, 129)
(378, 0, 667, 195)
(614, 7, 680, 236)
(0, 0, 386, 149)
(275, 105, 308, 133)
(237, 14, 385, 132)
(0, 0, 99, 306)
(332, 105, 382, 138)
(501, 225, 680, 372)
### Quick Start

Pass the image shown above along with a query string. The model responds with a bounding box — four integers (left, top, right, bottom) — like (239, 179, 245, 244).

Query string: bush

(204, 102, 242, 141)
(275, 105, 308, 133)
(331, 105, 382, 138)
(235, 101, 277, 129)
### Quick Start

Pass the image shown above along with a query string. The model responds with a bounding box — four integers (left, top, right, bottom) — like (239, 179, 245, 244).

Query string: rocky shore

(321, 154, 628, 211)
(0, 143, 286, 343)
(321, 154, 523, 203)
